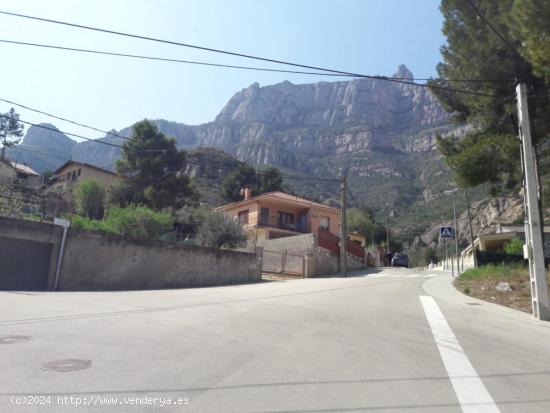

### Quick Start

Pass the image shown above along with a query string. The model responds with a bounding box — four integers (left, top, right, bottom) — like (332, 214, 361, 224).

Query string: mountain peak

(393, 64, 414, 80)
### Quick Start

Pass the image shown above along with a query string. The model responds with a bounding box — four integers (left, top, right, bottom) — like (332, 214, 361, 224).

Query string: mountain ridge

(6, 64, 485, 228)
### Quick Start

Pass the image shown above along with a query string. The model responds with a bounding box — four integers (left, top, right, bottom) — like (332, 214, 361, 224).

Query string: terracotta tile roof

(9, 161, 39, 176)
(53, 160, 117, 176)
(216, 191, 339, 211)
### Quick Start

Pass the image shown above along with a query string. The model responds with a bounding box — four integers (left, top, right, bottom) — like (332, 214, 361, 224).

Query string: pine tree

(115, 120, 196, 210)
(0, 108, 24, 160)
(430, 0, 550, 191)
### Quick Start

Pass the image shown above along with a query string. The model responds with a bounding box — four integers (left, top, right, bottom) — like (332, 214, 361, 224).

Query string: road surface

(1, 267, 550, 412)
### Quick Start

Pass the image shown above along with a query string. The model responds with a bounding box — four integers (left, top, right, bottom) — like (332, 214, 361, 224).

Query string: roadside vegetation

(454, 264, 550, 313)
(69, 120, 249, 248)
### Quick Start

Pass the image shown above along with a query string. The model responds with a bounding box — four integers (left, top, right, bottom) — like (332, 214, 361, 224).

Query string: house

(51, 160, 122, 192)
(0, 158, 40, 185)
(215, 189, 341, 241)
(460, 224, 550, 268)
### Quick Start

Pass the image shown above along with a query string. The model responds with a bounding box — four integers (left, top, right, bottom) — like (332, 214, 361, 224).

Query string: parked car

(391, 253, 408, 268)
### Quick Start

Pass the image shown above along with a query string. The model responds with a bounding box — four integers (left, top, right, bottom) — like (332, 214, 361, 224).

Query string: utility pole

(454, 202, 460, 273)
(516, 82, 550, 320)
(464, 188, 477, 268)
(340, 173, 347, 277)
(445, 238, 448, 270)
(386, 216, 390, 252)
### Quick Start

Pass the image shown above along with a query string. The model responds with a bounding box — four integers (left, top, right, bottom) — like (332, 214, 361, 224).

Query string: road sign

(440, 226, 454, 238)
(53, 217, 70, 228)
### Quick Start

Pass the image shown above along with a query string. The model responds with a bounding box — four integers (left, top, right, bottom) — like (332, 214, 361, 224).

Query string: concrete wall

(311, 247, 365, 277)
(259, 233, 366, 277)
(0, 217, 261, 291)
(259, 233, 316, 255)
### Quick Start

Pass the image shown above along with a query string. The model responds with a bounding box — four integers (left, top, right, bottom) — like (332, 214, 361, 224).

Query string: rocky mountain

(412, 196, 524, 254)
(5, 124, 75, 172)
(7, 64, 485, 226)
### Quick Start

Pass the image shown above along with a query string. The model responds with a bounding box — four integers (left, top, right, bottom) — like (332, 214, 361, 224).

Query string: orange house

(215, 190, 341, 240)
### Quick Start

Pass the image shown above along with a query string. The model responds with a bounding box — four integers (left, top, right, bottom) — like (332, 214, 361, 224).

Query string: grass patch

(455, 264, 550, 313)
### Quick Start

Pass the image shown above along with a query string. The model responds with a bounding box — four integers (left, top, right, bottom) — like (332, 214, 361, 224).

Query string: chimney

(242, 186, 251, 201)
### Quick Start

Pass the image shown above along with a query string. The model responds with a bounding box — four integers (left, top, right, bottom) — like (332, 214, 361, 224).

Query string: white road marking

(423, 274, 437, 278)
(419, 295, 501, 413)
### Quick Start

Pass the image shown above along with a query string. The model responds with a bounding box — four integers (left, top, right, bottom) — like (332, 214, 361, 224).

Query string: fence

(262, 249, 305, 277)
(317, 229, 365, 259)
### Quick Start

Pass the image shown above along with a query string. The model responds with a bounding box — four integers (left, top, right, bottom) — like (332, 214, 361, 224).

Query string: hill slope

(7, 64, 485, 228)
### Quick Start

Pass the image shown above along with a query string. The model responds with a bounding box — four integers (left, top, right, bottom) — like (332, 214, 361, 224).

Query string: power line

(0, 39, 353, 79)
(0, 38, 507, 84)
(0, 10, 498, 97)
(465, 0, 519, 56)
(0, 114, 123, 149)
(4, 114, 338, 183)
(0, 97, 128, 141)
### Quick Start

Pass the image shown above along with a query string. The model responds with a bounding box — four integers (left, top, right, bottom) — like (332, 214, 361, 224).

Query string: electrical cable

(0, 10, 499, 97)
(0, 38, 509, 83)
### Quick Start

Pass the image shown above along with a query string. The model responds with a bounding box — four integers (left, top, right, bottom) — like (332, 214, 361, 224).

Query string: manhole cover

(41, 359, 91, 372)
(0, 335, 31, 344)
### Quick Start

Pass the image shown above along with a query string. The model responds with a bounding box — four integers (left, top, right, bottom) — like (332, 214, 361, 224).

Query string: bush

(195, 209, 246, 249)
(71, 205, 172, 241)
(74, 179, 105, 219)
(504, 238, 524, 255)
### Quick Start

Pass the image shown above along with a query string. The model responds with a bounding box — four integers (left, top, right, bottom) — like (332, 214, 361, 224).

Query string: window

(78, 168, 82, 176)
(319, 216, 330, 230)
(277, 211, 294, 228)
(72, 171, 77, 181)
(260, 207, 269, 225)
(238, 210, 249, 224)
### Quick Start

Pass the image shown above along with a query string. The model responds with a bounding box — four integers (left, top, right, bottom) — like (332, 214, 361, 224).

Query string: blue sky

(0, 0, 445, 140)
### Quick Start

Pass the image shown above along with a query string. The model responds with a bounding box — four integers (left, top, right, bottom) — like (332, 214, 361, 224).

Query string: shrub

(504, 238, 524, 255)
(195, 209, 246, 249)
(71, 205, 172, 241)
(74, 179, 105, 219)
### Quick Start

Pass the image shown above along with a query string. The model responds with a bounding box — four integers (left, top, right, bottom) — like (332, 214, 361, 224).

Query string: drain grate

(41, 359, 91, 372)
(0, 335, 31, 344)
(466, 302, 482, 306)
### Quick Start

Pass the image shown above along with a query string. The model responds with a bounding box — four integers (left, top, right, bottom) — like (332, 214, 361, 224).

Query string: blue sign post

(440, 226, 454, 239)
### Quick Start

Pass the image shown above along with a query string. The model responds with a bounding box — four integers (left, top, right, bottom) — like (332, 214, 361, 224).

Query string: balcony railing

(259, 219, 309, 233)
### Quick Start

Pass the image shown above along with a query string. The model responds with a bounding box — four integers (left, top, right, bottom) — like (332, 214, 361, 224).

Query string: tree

(220, 164, 285, 203)
(510, 0, 550, 83)
(115, 120, 196, 210)
(1, 108, 24, 160)
(195, 209, 247, 249)
(74, 179, 105, 219)
(220, 164, 258, 202)
(346, 208, 376, 238)
(430, 0, 550, 192)
(257, 166, 284, 194)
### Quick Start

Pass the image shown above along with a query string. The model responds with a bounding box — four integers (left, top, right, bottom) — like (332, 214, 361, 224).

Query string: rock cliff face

(415, 196, 524, 250)
(5, 124, 75, 172)
(9, 65, 477, 221)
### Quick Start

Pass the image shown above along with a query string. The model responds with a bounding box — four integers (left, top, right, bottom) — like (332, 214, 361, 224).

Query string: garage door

(0, 237, 53, 290)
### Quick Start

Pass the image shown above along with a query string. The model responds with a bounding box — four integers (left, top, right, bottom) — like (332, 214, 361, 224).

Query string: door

(0, 237, 52, 290)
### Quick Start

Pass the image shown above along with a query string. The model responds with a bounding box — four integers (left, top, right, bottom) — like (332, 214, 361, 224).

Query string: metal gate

(262, 250, 305, 277)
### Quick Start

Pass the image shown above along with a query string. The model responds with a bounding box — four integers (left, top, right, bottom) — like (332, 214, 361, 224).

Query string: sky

(0, 0, 446, 141)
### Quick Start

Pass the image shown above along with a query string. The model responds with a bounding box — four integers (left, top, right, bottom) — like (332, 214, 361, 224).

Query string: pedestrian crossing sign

(440, 226, 454, 238)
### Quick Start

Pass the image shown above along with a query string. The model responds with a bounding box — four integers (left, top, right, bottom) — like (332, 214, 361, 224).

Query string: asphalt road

(1, 267, 550, 413)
